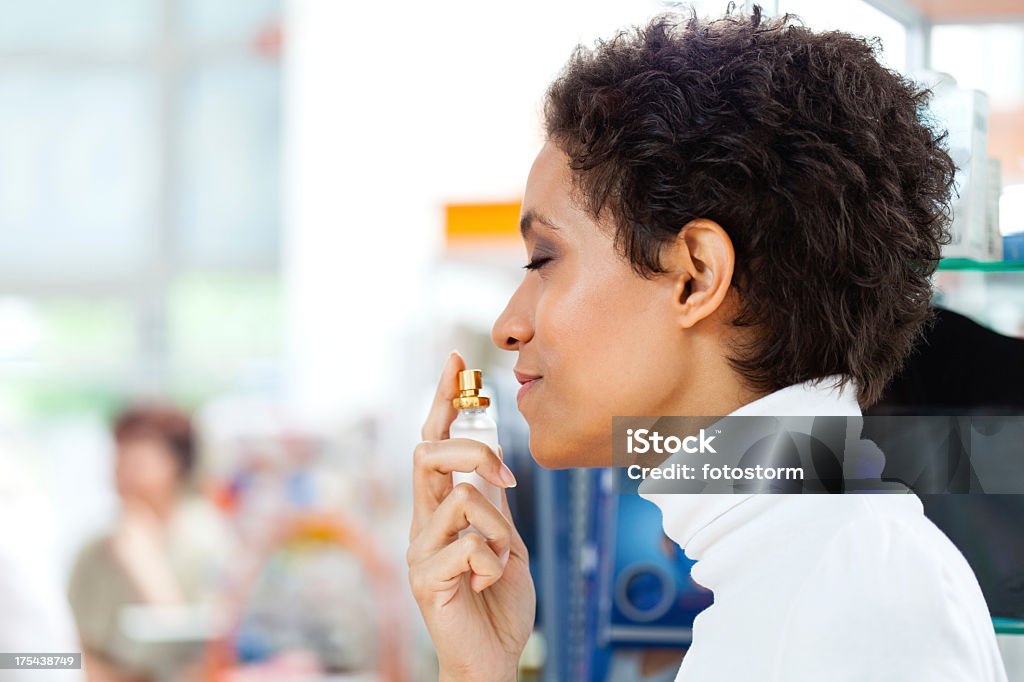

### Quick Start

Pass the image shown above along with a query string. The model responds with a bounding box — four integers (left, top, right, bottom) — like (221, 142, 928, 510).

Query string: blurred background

(0, 0, 1022, 680)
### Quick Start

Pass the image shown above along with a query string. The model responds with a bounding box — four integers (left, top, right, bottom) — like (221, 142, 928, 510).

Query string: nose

(491, 279, 535, 351)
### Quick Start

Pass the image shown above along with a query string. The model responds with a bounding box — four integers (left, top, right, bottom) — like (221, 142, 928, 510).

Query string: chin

(527, 429, 612, 469)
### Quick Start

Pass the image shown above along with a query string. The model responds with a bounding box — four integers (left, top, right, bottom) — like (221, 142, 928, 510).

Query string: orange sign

(445, 202, 522, 242)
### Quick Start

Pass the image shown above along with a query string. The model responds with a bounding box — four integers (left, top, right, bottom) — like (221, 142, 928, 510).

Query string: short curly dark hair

(543, 6, 956, 407)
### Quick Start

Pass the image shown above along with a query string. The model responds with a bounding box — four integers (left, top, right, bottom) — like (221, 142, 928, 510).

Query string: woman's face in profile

(491, 141, 695, 468)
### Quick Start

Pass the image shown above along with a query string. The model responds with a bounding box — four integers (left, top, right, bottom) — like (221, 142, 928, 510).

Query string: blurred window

(0, 0, 159, 51)
(181, 0, 280, 44)
(178, 63, 281, 268)
(0, 68, 158, 281)
(0, 0, 283, 405)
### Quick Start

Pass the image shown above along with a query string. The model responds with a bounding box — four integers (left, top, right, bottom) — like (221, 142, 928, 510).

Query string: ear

(662, 218, 735, 329)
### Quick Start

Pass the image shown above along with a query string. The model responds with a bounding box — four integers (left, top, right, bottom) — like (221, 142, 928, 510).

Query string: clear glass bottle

(450, 369, 504, 523)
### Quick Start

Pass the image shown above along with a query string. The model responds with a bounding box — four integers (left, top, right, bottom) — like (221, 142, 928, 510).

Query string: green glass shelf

(938, 259, 1024, 272)
(993, 617, 1024, 636)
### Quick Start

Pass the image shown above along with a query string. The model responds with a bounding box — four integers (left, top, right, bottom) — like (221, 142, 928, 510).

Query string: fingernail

(499, 463, 517, 488)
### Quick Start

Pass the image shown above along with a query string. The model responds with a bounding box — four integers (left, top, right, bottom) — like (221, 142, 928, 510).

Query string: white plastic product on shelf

(927, 75, 994, 261)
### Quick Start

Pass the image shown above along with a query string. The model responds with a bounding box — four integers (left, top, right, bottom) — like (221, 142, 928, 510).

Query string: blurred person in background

(67, 405, 233, 682)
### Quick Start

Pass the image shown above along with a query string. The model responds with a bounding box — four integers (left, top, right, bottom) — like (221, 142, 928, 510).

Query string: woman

(407, 8, 1008, 681)
(68, 405, 232, 682)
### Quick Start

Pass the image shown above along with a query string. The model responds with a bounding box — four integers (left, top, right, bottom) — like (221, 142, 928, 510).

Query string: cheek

(146, 456, 179, 488)
(126, 450, 178, 491)
(529, 270, 672, 466)
(548, 270, 665, 390)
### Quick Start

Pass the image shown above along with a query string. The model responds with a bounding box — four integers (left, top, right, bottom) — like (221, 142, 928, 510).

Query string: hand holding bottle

(407, 351, 536, 682)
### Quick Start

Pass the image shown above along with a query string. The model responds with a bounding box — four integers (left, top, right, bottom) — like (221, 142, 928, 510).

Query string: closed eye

(523, 256, 553, 271)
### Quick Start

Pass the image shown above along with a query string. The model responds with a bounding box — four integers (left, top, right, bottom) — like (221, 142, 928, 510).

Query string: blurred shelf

(994, 617, 1024, 636)
(938, 259, 1024, 272)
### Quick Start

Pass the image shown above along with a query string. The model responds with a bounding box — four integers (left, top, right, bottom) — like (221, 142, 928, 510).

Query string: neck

(665, 351, 767, 417)
(146, 491, 179, 523)
(639, 372, 864, 563)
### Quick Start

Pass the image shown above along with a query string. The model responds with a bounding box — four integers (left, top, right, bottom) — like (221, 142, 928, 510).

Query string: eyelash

(523, 256, 553, 271)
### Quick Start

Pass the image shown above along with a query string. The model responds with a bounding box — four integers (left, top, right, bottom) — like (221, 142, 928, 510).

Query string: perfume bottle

(450, 369, 504, 520)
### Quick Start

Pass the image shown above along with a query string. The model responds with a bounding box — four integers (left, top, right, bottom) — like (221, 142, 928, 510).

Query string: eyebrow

(519, 209, 561, 239)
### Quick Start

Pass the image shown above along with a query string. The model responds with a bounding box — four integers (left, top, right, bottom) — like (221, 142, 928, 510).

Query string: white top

(640, 376, 1009, 682)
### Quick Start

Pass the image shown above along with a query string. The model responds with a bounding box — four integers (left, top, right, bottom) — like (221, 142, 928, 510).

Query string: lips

(514, 370, 540, 385)
(514, 369, 542, 404)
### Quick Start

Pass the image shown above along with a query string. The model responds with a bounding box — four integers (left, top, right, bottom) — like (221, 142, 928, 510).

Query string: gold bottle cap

(453, 369, 490, 409)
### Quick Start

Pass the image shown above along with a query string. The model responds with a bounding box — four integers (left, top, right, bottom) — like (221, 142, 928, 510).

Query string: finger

(498, 485, 528, 566)
(499, 483, 512, 522)
(496, 446, 515, 523)
(410, 350, 465, 541)
(408, 533, 505, 607)
(408, 482, 513, 564)
(494, 447, 525, 541)
(421, 351, 465, 441)
(411, 438, 515, 537)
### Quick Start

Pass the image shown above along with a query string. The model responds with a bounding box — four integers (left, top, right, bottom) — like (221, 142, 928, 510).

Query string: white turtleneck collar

(638, 374, 864, 562)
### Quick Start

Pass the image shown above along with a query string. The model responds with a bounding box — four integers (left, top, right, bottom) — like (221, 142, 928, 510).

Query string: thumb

(421, 350, 465, 441)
